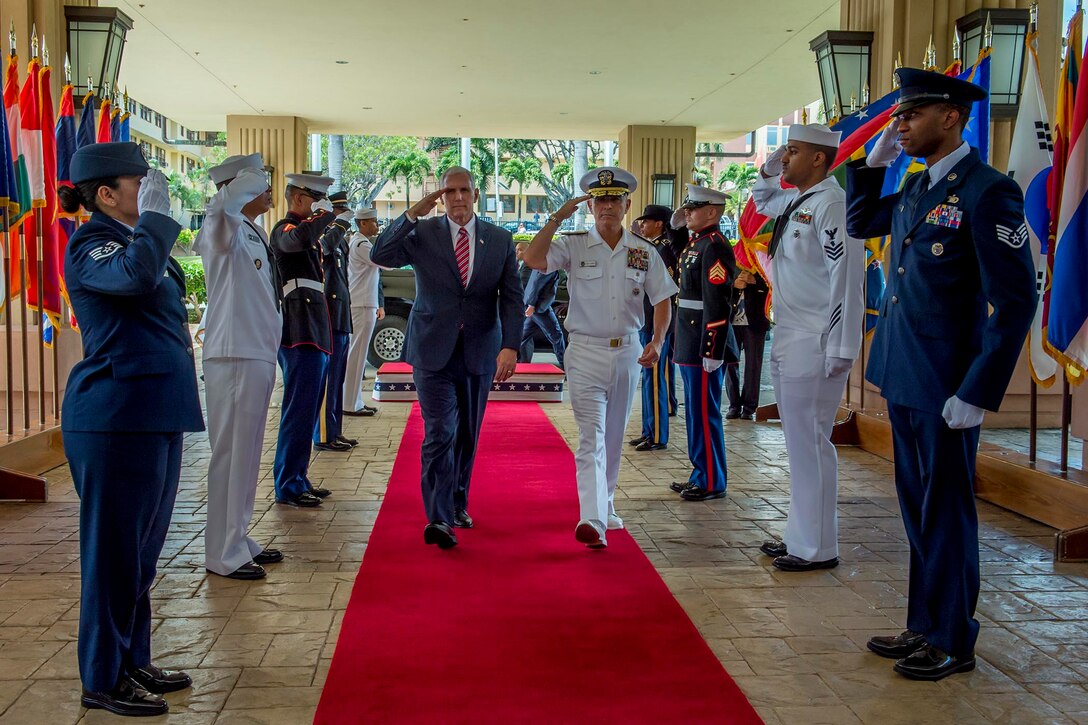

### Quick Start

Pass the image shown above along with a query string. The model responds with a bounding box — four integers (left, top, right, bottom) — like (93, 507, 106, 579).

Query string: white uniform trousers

(343, 306, 379, 412)
(204, 358, 277, 576)
(768, 328, 849, 562)
(565, 334, 641, 524)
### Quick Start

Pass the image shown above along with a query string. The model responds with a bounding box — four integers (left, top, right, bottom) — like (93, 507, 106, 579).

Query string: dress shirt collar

(926, 140, 971, 184)
(447, 214, 477, 240)
(586, 225, 631, 249)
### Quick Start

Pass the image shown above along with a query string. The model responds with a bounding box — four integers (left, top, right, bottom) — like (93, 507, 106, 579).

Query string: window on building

(500, 195, 516, 215)
(154, 113, 164, 128)
(155, 148, 166, 167)
(139, 104, 152, 122)
(186, 129, 197, 142)
(524, 196, 547, 214)
(765, 125, 788, 151)
(139, 141, 152, 160)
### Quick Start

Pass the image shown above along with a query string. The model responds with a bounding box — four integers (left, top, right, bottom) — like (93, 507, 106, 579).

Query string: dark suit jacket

(62, 211, 204, 433)
(733, 272, 769, 335)
(523, 269, 559, 312)
(846, 148, 1035, 414)
(371, 214, 523, 374)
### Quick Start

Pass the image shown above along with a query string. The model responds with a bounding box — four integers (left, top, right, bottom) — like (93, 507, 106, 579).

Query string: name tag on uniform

(791, 209, 813, 225)
(926, 204, 962, 229)
(626, 248, 649, 271)
(578, 260, 597, 268)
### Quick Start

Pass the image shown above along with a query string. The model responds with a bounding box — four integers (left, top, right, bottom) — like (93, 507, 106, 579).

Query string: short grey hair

(439, 165, 475, 189)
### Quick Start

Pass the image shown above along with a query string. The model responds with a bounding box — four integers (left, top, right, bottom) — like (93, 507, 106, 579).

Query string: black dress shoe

(759, 540, 787, 557)
(739, 412, 755, 421)
(336, 435, 359, 447)
(314, 440, 352, 452)
(680, 486, 726, 501)
(634, 440, 667, 451)
(276, 492, 323, 507)
(628, 435, 647, 447)
(82, 680, 167, 716)
(309, 486, 332, 498)
(423, 522, 457, 549)
(773, 554, 839, 572)
(893, 645, 976, 681)
(210, 562, 266, 580)
(253, 548, 284, 565)
(669, 481, 695, 493)
(725, 408, 741, 420)
(867, 630, 927, 659)
(129, 664, 193, 694)
(343, 405, 378, 417)
(453, 509, 474, 529)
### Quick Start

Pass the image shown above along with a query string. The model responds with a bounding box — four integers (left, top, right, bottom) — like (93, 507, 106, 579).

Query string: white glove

(702, 358, 724, 373)
(137, 169, 171, 217)
(335, 209, 354, 223)
(942, 395, 985, 430)
(224, 167, 269, 209)
(866, 124, 903, 168)
(311, 198, 333, 214)
(763, 146, 787, 176)
(825, 356, 854, 378)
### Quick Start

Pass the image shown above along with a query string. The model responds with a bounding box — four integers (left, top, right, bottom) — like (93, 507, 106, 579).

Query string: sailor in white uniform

(751, 123, 865, 572)
(523, 167, 677, 548)
(343, 206, 385, 416)
(195, 153, 285, 580)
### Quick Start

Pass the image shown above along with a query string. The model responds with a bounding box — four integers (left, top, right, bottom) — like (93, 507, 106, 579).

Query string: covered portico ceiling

(110, 0, 839, 141)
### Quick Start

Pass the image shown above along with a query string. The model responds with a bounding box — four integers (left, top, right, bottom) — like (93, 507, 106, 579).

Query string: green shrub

(512, 233, 535, 242)
(176, 256, 206, 312)
(175, 228, 196, 255)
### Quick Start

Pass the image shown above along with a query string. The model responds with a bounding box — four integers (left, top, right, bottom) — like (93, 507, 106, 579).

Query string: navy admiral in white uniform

(271, 173, 340, 507)
(846, 68, 1035, 681)
(752, 124, 865, 573)
(524, 168, 677, 548)
(196, 153, 285, 581)
(60, 143, 203, 716)
(343, 206, 386, 416)
(669, 185, 738, 502)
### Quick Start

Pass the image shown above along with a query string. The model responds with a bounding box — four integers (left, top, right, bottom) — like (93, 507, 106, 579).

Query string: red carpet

(315, 402, 761, 724)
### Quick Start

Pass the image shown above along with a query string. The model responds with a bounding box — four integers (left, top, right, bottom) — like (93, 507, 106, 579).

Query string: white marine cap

(354, 206, 378, 220)
(671, 183, 730, 228)
(787, 123, 842, 149)
(209, 153, 263, 185)
(285, 173, 335, 197)
(579, 166, 638, 196)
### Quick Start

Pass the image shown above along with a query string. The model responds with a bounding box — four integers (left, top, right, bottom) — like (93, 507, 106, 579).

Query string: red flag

(96, 93, 111, 143)
(26, 62, 61, 330)
(3, 54, 26, 302)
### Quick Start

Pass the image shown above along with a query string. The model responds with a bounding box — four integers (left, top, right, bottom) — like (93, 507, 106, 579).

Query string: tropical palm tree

(717, 163, 760, 230)
(382, 148, 433, 207)
(499, 156, 542, 220)
(691, 165, 713, 186)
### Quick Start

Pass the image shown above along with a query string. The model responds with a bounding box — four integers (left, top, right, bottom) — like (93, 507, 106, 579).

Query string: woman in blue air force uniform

(60, 143, 204, 717)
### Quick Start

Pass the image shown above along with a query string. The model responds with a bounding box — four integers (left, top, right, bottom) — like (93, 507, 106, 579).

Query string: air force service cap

(579, 166, 637, 197)
(209, 153, 263, 185)
(70, 142, 150, 184)
(354, 206, 378, 221)
(787, 123, 842, 149)
(285, 173, 335, 198)
(893, 67, 987, 115)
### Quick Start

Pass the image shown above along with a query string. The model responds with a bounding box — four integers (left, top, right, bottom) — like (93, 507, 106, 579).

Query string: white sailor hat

(285, 173, 335, 198)
(209, 153, 264, 185)
(579, 166, 637, 197)
(354, 206, 378, 220)
(672, 184, 730, 228)
(786, 123, 842, 149)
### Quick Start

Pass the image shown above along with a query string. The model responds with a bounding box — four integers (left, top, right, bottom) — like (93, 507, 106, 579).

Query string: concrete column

(572, 140, 587, 230)
(617, 124, 697, 221)
(226, 114, 308, 233)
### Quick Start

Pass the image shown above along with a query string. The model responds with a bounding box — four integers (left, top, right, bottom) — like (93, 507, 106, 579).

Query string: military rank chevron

(823, 228, 844, 260)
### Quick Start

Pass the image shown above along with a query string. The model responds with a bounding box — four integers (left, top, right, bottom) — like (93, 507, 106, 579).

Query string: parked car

(501, 221, 542, 233)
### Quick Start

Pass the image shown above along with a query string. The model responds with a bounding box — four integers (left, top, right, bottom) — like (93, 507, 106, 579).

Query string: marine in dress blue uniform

(271, 173, 337, 507)
(313, 190, 358, 451)
(60, 143, 203, 716)
(670, 185, 738, 501)
(845, 68, 1036, 681)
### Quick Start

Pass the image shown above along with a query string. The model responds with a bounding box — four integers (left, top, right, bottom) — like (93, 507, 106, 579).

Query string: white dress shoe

(607, 514, 624, 530)
(574, 519, 607, 548)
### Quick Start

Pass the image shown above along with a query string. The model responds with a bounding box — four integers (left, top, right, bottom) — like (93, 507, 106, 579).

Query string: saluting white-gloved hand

(867, 124, 903, 168)
(137, 169, 172, 217)
(763, 145, 787, 177)
(825, 356, 854, 378)
(335, 209, 354, 223)
(702, 358, 724, 373)
(311, 198, 333, 214)
(228, 167, 270, 201)
(942, 395, 985, 430)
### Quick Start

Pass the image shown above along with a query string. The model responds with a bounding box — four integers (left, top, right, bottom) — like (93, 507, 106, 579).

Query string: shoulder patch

(88, 241, 123, 261)
(995, 223, 1028, 249)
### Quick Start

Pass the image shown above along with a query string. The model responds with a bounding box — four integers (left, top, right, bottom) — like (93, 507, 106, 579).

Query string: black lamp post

(65, 5, 134, 99)
(957, 9, 1030, 118)
(809, 30, 873, 120)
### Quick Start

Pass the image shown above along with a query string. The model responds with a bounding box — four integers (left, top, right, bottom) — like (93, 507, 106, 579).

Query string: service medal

(792, 229, 800, 238)
(931, 243, 944, 256)
(632, 287, 640, 296)
(254, 259, 262, 269)
(947, 194, 959, 204)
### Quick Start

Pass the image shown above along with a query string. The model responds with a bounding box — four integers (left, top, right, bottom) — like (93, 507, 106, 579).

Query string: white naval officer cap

(786, 123, 842, 148)
(671, 183, 730, 228)
(354, 206, 378, 220)
(208, 153, 264, 185)
(285, 173, 335, 198)
(579, 166, 638, 196)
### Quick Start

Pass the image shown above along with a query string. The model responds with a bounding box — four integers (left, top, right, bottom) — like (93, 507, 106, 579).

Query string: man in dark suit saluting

(371, 166, 522, 548)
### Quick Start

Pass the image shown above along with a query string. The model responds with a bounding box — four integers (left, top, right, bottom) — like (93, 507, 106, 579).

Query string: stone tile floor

(1, 369, 1087, 724)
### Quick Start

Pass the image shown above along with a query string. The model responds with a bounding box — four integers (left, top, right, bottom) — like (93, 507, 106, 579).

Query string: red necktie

(455, 226, 470, 287)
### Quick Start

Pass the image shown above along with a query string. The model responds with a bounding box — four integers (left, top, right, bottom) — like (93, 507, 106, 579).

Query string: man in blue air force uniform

(845, 68, 1035, 681)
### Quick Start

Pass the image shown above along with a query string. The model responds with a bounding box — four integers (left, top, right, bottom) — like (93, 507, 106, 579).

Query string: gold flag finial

(123, 86, 129, 109)
(29, 24, 37, 59)
(924, 34, 938, 70)
(832, 97, 842, 122)
(8, 21, 14, 58)
(63, 53, 71, 83)
(849, 91, 858, 113)
(801, 107, 809, 125)
(862, 82, 870, 106)
(952, 28, 962, 63)
(983, 13, 993, 49)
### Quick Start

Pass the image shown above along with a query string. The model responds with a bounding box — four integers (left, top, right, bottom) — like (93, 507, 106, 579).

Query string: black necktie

(767, 191, 817, 259)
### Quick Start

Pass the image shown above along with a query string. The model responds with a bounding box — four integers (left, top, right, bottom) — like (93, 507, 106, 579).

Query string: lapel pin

(932, 243, 944, 256)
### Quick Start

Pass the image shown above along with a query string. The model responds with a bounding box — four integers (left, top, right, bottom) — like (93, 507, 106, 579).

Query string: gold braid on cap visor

(587, 187, 630, 197)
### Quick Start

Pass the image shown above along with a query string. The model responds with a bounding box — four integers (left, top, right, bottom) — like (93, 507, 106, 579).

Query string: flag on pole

(0, 57, 20, 312)
(118, 100, 130, 143)
(1048, 27, 1088, 382)
(56, 78, 77, 330)
(109, 103, 120, 143)
(31, 61, 61, 345)
(4, 51, 30, 303)
(1008, 29, 1057, 387)
(76, 90, 95, 149)
(96, 91, 111, 143)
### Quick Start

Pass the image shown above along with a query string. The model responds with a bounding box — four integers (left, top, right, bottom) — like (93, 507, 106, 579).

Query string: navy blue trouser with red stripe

(639, 330, 671, 445)
(679, 363, 727, 491)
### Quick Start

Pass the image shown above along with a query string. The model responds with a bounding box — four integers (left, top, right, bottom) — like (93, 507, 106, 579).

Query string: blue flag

(77, 93, 96, 149)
